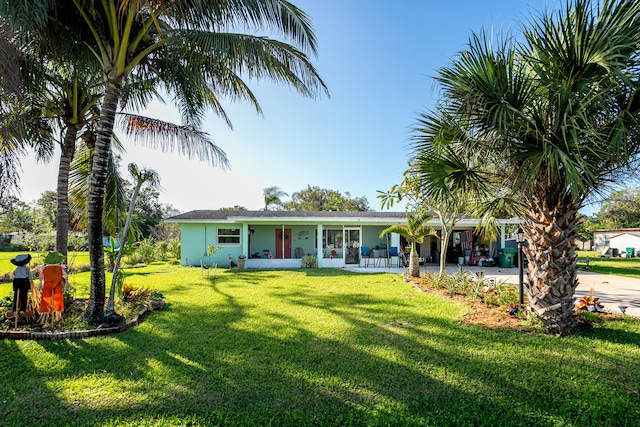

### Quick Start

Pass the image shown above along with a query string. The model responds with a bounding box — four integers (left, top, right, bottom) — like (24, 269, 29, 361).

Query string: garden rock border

(0, 306, 150, 340)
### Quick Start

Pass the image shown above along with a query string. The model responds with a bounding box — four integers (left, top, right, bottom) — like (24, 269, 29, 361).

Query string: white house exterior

(592, 228, 640, 256)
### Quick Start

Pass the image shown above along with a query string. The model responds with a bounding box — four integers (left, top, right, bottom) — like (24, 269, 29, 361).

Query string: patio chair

(388, 246, 400, 267)
(361, 246, 372, 267)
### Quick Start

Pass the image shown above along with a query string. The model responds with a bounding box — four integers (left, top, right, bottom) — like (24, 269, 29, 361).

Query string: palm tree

(379, 211, 437, 277)
(263, 186, 288, 210)
(3, 0, 327, 323)
(75, 0, 326, 323)
(418, 0, 640, 334)
(105, 163, 160, 319)
(0, 22, 56, 196)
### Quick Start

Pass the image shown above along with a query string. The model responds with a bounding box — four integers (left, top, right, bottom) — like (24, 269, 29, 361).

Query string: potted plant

(237, 255, 246, 269)
(148, 289, 165, 310)
(576, 288, 604, 313)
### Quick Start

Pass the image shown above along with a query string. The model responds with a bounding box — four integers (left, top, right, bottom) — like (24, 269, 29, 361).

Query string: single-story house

(166, 210, 521, 269)
(592, 228, 640, 257)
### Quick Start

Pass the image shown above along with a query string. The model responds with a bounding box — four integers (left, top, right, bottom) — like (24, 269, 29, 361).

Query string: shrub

(149, 289, 164, 300)
(167, 239, 181, 259)
(155, 241, 169, 261)
(301, 255, 317, 268)
(68, 264, 91, 274)
(419, 271, 447, 289)
(20, 232, 55, 252)
(496, 284, 520, 307)
(68, 234, 88, 251)
(0, 295, 13, 328)
(136, 238, 157, 264)
(123, 283, 150, 308)
(123, 252, 145, 266)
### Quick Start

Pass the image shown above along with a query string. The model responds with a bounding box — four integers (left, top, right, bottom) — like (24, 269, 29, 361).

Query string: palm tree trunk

(84, 80, 121, 323)
(55, 126, 78, 257)
(409, 244, 420, 277)
(523, 199, 580, 335)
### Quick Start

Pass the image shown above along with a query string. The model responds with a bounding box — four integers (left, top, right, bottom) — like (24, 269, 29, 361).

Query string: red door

(275, 228, 292, 259)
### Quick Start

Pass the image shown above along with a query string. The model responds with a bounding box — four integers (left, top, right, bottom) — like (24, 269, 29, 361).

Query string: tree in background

(263, 186, 288, 211)
(592, 188, 640, 230)
(219, 205, 248, 211)
(284, 185, 369, 211)
(0, 196, 35, 233)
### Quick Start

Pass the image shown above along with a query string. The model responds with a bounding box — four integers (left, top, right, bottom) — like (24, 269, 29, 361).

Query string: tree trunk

(409, 243, 420, 277)
(55, 126, 78, 257)
(105, 180, 142, 315)
(439, 226, 452, 276)
(84, 80, 121, 323)
(523, 199, 580, 335)
(436, 209, 457, 277)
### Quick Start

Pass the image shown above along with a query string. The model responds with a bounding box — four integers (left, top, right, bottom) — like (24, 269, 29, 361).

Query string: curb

(1, 306, 150, 340)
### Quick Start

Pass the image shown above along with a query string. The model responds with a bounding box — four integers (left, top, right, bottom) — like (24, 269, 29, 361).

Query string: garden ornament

(39, 252, 68, 326)
(6, 254, 34, 326)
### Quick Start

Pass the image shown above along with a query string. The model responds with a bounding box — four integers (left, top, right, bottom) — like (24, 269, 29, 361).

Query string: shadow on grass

(2, 269, 639, 426)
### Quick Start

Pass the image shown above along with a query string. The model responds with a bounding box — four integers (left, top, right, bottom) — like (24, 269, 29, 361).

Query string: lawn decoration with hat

(38, 251, 68, 325)
(6, 254, 35, 325)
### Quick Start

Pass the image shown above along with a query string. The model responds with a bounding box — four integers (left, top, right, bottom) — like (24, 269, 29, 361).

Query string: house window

(323, 229, 343, 249)
(218, 228, 240, 245)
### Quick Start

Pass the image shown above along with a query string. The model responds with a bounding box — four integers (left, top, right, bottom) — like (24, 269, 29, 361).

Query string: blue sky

(22, 0, 589, 214)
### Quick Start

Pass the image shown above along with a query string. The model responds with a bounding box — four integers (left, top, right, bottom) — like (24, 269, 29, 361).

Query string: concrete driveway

(348, 264, 640, 318)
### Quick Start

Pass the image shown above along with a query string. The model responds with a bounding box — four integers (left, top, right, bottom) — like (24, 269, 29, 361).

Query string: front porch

(245, 223, 399, 268)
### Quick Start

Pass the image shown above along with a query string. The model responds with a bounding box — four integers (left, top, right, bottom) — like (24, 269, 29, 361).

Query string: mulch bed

(404, 275, 525, 329)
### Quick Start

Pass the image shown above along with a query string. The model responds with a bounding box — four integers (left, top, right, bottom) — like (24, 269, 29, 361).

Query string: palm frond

(117, 113, 230, 170)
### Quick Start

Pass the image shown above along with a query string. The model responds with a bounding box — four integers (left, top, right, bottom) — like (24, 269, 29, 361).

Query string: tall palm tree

(3, 0, 326, 323)
(418, 0, 640, 334)
(75, 0, 327, 322)
(263, 186, 288, 210)
(379, 211, 437, 277)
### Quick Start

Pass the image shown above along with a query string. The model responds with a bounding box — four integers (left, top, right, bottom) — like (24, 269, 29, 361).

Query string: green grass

(577, 251, 640, 278)
(1, 264, 639, 426)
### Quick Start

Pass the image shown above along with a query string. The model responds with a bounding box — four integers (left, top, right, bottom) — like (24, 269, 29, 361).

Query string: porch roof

(167, 210, 521, 227)
(168, 210, 406, 224)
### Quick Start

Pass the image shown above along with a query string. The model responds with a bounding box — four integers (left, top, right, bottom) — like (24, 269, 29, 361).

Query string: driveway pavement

(348, 264, 640, 318)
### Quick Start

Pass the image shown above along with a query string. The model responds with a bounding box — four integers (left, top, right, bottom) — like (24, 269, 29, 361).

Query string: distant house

(592, 228, 640, 257)
(166, 210, 520, 268)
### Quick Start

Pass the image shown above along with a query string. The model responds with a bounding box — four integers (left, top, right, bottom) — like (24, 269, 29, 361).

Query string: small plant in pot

(148, 289, 165, 310)
(576, 288, 604, 313)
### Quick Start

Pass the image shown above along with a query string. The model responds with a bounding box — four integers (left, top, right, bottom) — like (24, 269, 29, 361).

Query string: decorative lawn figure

(10, 254, 32, 313)
(6, 254, 35, 326)
(39, 251, 68, 326)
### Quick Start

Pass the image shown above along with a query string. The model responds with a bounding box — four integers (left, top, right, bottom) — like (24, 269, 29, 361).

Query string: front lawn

(577, 251, 640, 278)
(1, 266, 639, 426)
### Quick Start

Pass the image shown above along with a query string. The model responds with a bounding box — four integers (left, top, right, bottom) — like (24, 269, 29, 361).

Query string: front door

(275, 228, 292, 259)
(345, 228, 360, 264)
